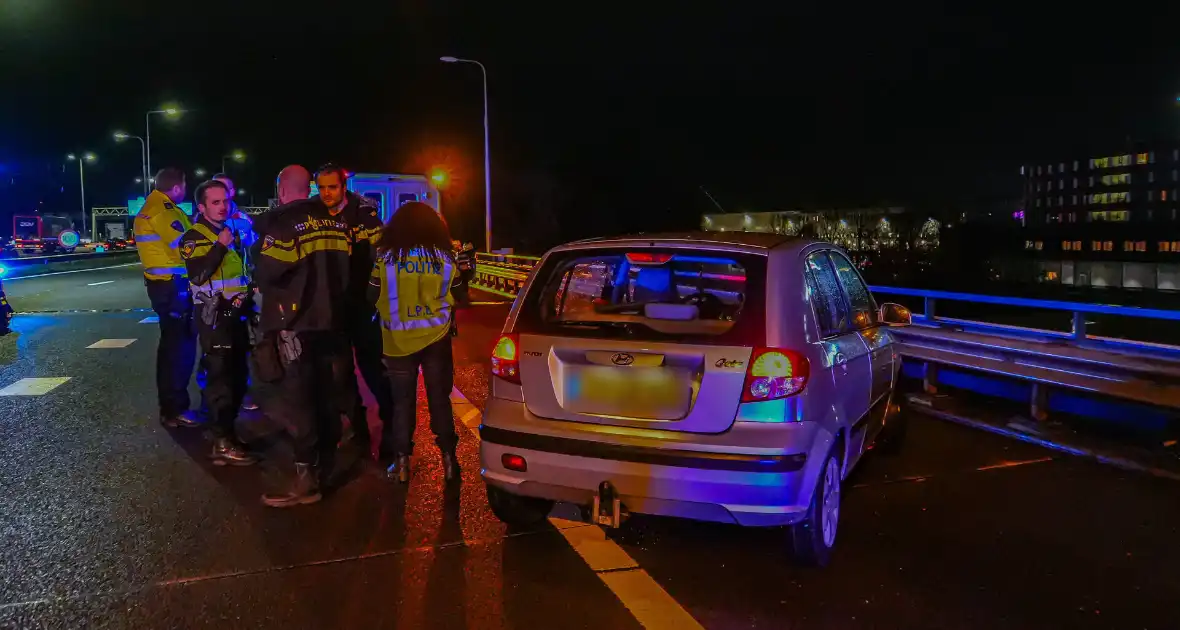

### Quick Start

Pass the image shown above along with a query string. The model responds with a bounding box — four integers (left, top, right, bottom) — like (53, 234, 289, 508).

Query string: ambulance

(307, 172, 442, 222)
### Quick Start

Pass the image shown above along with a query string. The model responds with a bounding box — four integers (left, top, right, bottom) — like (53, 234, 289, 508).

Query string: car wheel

(789, 445, 841, 567)
(486, 483, 554, 527)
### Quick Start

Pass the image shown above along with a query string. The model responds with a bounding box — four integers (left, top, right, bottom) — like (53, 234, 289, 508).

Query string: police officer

(180, 180, 258, 466)
(213, 173, 258, 269)
(368, 202, 470, 483)
(312, 164, 394, 460)
(134, 167, 198, 428)
(212, 172, 260, 413)
(255, 165, 352, 508)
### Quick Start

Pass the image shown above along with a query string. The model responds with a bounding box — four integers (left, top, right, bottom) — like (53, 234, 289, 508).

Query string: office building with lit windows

(1020, 146, 1180, 291)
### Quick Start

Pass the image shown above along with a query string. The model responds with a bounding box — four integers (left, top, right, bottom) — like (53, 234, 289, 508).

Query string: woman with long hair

(369, 201, 465, 483)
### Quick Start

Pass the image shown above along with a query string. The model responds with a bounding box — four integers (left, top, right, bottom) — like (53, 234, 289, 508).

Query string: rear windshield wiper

(554, 321, 638, 334)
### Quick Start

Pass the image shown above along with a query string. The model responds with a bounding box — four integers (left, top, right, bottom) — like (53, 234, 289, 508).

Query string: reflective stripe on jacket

(180, 219, 248, 300)
(373, 248, 456, 357)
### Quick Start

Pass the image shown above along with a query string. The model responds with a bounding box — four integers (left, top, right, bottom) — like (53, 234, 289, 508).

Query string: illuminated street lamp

(66, 152, 97, 233)
(195, 168, 207, 177)
(430, 167, 449, 188)
(222, 150, 246, 173)
(114, 132, 148, 195)
(441, 55, 493, 252)
(145, 105, 185, 181)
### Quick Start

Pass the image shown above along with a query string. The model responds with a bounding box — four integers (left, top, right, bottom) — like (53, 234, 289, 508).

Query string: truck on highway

(9, 215, 79, 255)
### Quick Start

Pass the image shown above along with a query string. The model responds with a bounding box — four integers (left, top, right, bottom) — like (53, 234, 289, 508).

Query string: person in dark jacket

(311, 164, 395, 461)
(180, 179, 256, 466)
(254, 165, 352, 508)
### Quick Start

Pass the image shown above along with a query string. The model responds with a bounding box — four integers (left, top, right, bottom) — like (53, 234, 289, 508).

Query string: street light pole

(66, 153, 96, 237)
(145, 107, 182, 182)
(441, 56, 493, 252)
(114, 133, 148, 196)
(221, 150, 246, 175)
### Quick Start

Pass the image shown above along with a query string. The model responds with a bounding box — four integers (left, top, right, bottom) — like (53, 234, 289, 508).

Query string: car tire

(789, 444, 842, 567)
(486, 483, 554, 527)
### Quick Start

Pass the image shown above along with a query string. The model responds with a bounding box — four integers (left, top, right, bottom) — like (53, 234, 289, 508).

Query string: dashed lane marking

(448, 386, 705, 630)
(86, 280, 115, 286)
(0, 377, 72, 396)
(87, 339, 137, 349)
(139, 316, 159, 324)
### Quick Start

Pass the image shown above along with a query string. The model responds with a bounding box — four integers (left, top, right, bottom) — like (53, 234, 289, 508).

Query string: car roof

(555, 231, 817, 254)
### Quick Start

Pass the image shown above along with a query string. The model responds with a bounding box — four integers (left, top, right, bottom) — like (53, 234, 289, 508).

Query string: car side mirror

(879, 302, 912, 327)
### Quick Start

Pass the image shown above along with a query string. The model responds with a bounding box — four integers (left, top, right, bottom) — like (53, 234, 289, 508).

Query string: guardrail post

(1030, 383, 1049, 422)
(923, 296, 936, 320)
(922, 362, 938, 394)
(1071, 311, 1087, 341)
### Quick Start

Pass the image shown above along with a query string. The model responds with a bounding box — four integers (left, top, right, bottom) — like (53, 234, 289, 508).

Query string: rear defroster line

(450, 386, 705, 630)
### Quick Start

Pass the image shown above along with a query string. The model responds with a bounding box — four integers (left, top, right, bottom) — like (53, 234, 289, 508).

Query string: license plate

(566, 366, 691, 420)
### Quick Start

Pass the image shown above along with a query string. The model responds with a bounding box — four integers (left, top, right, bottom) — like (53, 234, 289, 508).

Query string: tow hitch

(591, 481, 625, 528)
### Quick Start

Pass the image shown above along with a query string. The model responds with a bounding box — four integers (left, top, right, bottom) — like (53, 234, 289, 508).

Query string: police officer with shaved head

(253, 165, 352, 507)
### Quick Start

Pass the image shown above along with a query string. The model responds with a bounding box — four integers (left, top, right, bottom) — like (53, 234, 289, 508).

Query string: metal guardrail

(1, 250, 140, 278)
(472, 253, 541, 299)
(871, 286, 1180, 423)
(470, 254, 1180, 424)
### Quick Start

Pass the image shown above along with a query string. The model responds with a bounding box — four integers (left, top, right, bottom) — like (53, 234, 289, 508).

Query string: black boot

(161, 409, 202, 429)
(210, 438, 258, 466)
(442, 451, 460, 483)
(261, 463, 322, 508)
(387, 454, 410, 483)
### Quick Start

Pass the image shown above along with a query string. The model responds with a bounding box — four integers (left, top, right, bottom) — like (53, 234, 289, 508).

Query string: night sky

(3, 1, 1180, 246)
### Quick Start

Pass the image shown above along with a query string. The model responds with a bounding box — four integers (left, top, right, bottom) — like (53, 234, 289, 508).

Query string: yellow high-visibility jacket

(134, 190, 192, 281)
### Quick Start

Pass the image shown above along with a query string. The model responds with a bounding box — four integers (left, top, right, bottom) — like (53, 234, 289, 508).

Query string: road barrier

(0, 250, 140, 278)
(472, 252, 540, 299)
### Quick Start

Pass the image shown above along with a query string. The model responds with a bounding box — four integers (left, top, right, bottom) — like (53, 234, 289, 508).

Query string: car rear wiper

(554, 321, 639, 335)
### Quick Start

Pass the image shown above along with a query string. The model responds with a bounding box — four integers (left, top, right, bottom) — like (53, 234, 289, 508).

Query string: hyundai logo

(611, 352, 635, 366)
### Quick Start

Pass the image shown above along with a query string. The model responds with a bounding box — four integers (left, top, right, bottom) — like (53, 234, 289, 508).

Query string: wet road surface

(0, 264, 1177, 629)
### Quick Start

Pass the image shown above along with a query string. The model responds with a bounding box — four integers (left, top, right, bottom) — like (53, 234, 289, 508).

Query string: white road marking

(448, 385, 704, 630)
(86, 280, 115, 286)
(0, 377, 72, 396)
(87, 339, 137, 349)
(139, 316, 159, 324)
(4, 262, 141, 282)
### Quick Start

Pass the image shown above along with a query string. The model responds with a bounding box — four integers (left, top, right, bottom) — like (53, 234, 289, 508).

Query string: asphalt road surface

(0, 263, 1177, 629)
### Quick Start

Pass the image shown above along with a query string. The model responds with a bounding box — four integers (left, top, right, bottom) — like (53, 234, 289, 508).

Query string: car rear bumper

(479, 399, 833, 527)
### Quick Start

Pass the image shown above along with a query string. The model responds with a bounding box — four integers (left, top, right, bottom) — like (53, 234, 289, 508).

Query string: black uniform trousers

(384, 335, 459, 456)
(146, 278, 197, 418)
(197, 302, 250, 440)
(264, 331, 349, 467)
(340, 306, 395, 448)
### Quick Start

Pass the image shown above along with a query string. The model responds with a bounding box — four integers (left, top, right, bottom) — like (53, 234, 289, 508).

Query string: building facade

(1020, 147, 1180, 291)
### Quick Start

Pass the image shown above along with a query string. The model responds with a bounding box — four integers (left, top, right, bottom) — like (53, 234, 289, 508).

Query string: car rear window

(515, 248, 766, 345)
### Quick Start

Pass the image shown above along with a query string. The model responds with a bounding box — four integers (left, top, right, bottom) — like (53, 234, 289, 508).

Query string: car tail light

(741, 347, 809, 402)
(491, 333, 521, 384)
(501, 453, 527, 472)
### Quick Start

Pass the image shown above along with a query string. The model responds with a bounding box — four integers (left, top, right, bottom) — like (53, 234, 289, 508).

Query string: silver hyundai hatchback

(479, 232, 911, 565)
